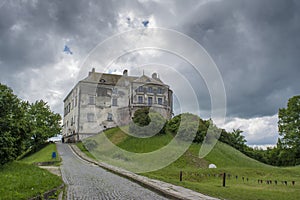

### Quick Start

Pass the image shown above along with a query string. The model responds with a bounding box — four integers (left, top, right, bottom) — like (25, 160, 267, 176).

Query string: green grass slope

(82, 127, 300, 200)
(20, 143, 60, 164)
(1, 144, 63, 199)
(203, 142, 269, 168)
(0, 162, 62, 199)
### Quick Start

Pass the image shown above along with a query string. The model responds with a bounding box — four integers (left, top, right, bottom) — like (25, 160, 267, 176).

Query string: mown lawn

(0, 162, 62, 199)
(20, 143, 60, 164)
(142, 143, 300, 200)
(0, 143, 63, 199)
(81, 127, 300, 200)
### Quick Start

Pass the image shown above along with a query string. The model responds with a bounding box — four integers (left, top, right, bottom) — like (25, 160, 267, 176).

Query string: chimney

(89, 68, 95, 76)
(123, 69, 128, 76)
(152, 72, 158, 79)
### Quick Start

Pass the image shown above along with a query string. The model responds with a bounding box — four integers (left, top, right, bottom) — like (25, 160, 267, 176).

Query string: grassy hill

(82, 127, 300, 200)
(20, 143, 60, 164)
(0, 143, 62, 199)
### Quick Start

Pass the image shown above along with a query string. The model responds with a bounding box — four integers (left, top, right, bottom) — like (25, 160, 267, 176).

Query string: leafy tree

(166, 113, 199, 142)
(129, 108, 166, 137)
(132, 107, 151, 126)
(27, 100, 61, 151)
(278, 95, 300, 165)
(0, 84, 29, 165)
(231, 129, 247, 150)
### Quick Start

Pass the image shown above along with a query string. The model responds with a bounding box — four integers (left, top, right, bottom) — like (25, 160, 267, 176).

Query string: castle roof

(133, 74, 164, 85)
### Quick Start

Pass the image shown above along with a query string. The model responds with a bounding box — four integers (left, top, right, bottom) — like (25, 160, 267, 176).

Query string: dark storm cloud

(182, 0, 300, 118)
(0, 0, 117, 73)
(0, 0, 299, 123)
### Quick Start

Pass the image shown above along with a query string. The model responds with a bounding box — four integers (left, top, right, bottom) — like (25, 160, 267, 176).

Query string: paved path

(57, 143, 168, 200)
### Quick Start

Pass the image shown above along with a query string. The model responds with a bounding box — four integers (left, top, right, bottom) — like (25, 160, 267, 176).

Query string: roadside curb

(70, 144, 219, 200)
(28, 183, 64, 200)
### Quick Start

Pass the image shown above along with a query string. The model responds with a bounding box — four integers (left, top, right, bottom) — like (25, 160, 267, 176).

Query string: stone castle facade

(62, 68, 173, 142)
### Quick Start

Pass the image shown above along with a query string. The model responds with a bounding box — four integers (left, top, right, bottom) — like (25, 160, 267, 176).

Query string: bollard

(52, 152, 57, 159)
(223, 173, 226, 187)
(179, 171, 182, 181)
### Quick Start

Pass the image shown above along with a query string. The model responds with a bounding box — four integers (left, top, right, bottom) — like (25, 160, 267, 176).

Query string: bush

(129, 108, 167, 137)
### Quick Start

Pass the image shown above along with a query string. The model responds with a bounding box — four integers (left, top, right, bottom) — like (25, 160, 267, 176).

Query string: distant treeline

(132, 95, 300, 167)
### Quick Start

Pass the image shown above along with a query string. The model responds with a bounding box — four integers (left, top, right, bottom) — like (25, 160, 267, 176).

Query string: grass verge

(0, 143, 64, 199)
(76, 142, 96, 159)
(20, 143, 61, 165)
(79, 127, 300, 200)
(0, 162, 62, 199)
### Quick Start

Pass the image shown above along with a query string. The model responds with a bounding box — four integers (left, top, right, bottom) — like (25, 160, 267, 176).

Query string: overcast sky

(0, 0, 299, 146)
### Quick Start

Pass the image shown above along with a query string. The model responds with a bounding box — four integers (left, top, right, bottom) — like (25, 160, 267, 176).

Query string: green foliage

(166, 113, 209, 143)
(220, 129, 247, 151)
(175, 113, 199, 142)
(129, 108, 167, 136)
(0, 83, 61, 165)
(278, 95, 300, 165)
(132, 107, 151, 126)
(27, 100, 61, 151)
(0, 84, 29, 165)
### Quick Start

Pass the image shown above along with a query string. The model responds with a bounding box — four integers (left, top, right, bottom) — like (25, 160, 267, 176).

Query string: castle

(62, 68, 173, 142)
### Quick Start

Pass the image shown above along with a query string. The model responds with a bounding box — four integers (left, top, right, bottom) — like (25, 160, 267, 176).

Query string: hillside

(83, 127, 300, 200)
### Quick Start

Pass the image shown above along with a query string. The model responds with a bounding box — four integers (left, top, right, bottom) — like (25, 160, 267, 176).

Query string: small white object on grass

(208, 164, 217, 168)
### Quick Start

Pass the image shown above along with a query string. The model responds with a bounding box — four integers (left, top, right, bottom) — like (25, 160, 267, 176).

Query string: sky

(0, 0, 299, 147)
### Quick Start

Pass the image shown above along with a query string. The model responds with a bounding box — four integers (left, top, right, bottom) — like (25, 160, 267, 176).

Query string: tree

(27, 100, 61, 151)
(0, 84, 29, 165)
(231, 129, 247, 149)
(132, 107, 151, 126)
(129, 108, 166, 137)
(278, 95, 300, 165)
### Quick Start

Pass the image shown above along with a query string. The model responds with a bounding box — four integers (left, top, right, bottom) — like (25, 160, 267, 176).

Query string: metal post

(180, 171, 183, 182)
(223, 173, 226, 187)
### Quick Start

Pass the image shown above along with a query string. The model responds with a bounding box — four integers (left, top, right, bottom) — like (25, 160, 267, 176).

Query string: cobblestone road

(57, 143, 169, 200)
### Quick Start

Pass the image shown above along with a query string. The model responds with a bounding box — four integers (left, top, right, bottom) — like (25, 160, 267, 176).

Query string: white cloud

(13, 54, 80, 113)
(221, 115, 279, 145)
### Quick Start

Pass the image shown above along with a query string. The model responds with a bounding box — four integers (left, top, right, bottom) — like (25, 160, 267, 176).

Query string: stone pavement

(57, 143, 168, 200)
(70, 144, 219, 200)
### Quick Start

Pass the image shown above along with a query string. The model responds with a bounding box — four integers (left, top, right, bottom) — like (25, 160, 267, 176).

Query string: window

(138, 96, 143, 104)
(158, 98, 163, 105)
(148, 87, 153, 93)
(138, 86, 143, 92)
(100, 79, 106, 83)
(157, 87, 163, 94)
(87, 113, 95, 122)
(112, 88, 118, 94)
(107, 113, 113, 121)
(112, 98, 118, 106)
(89, 96, 95, 105)
(148, 96, 153, 105)
(74, 96, 77, 107)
